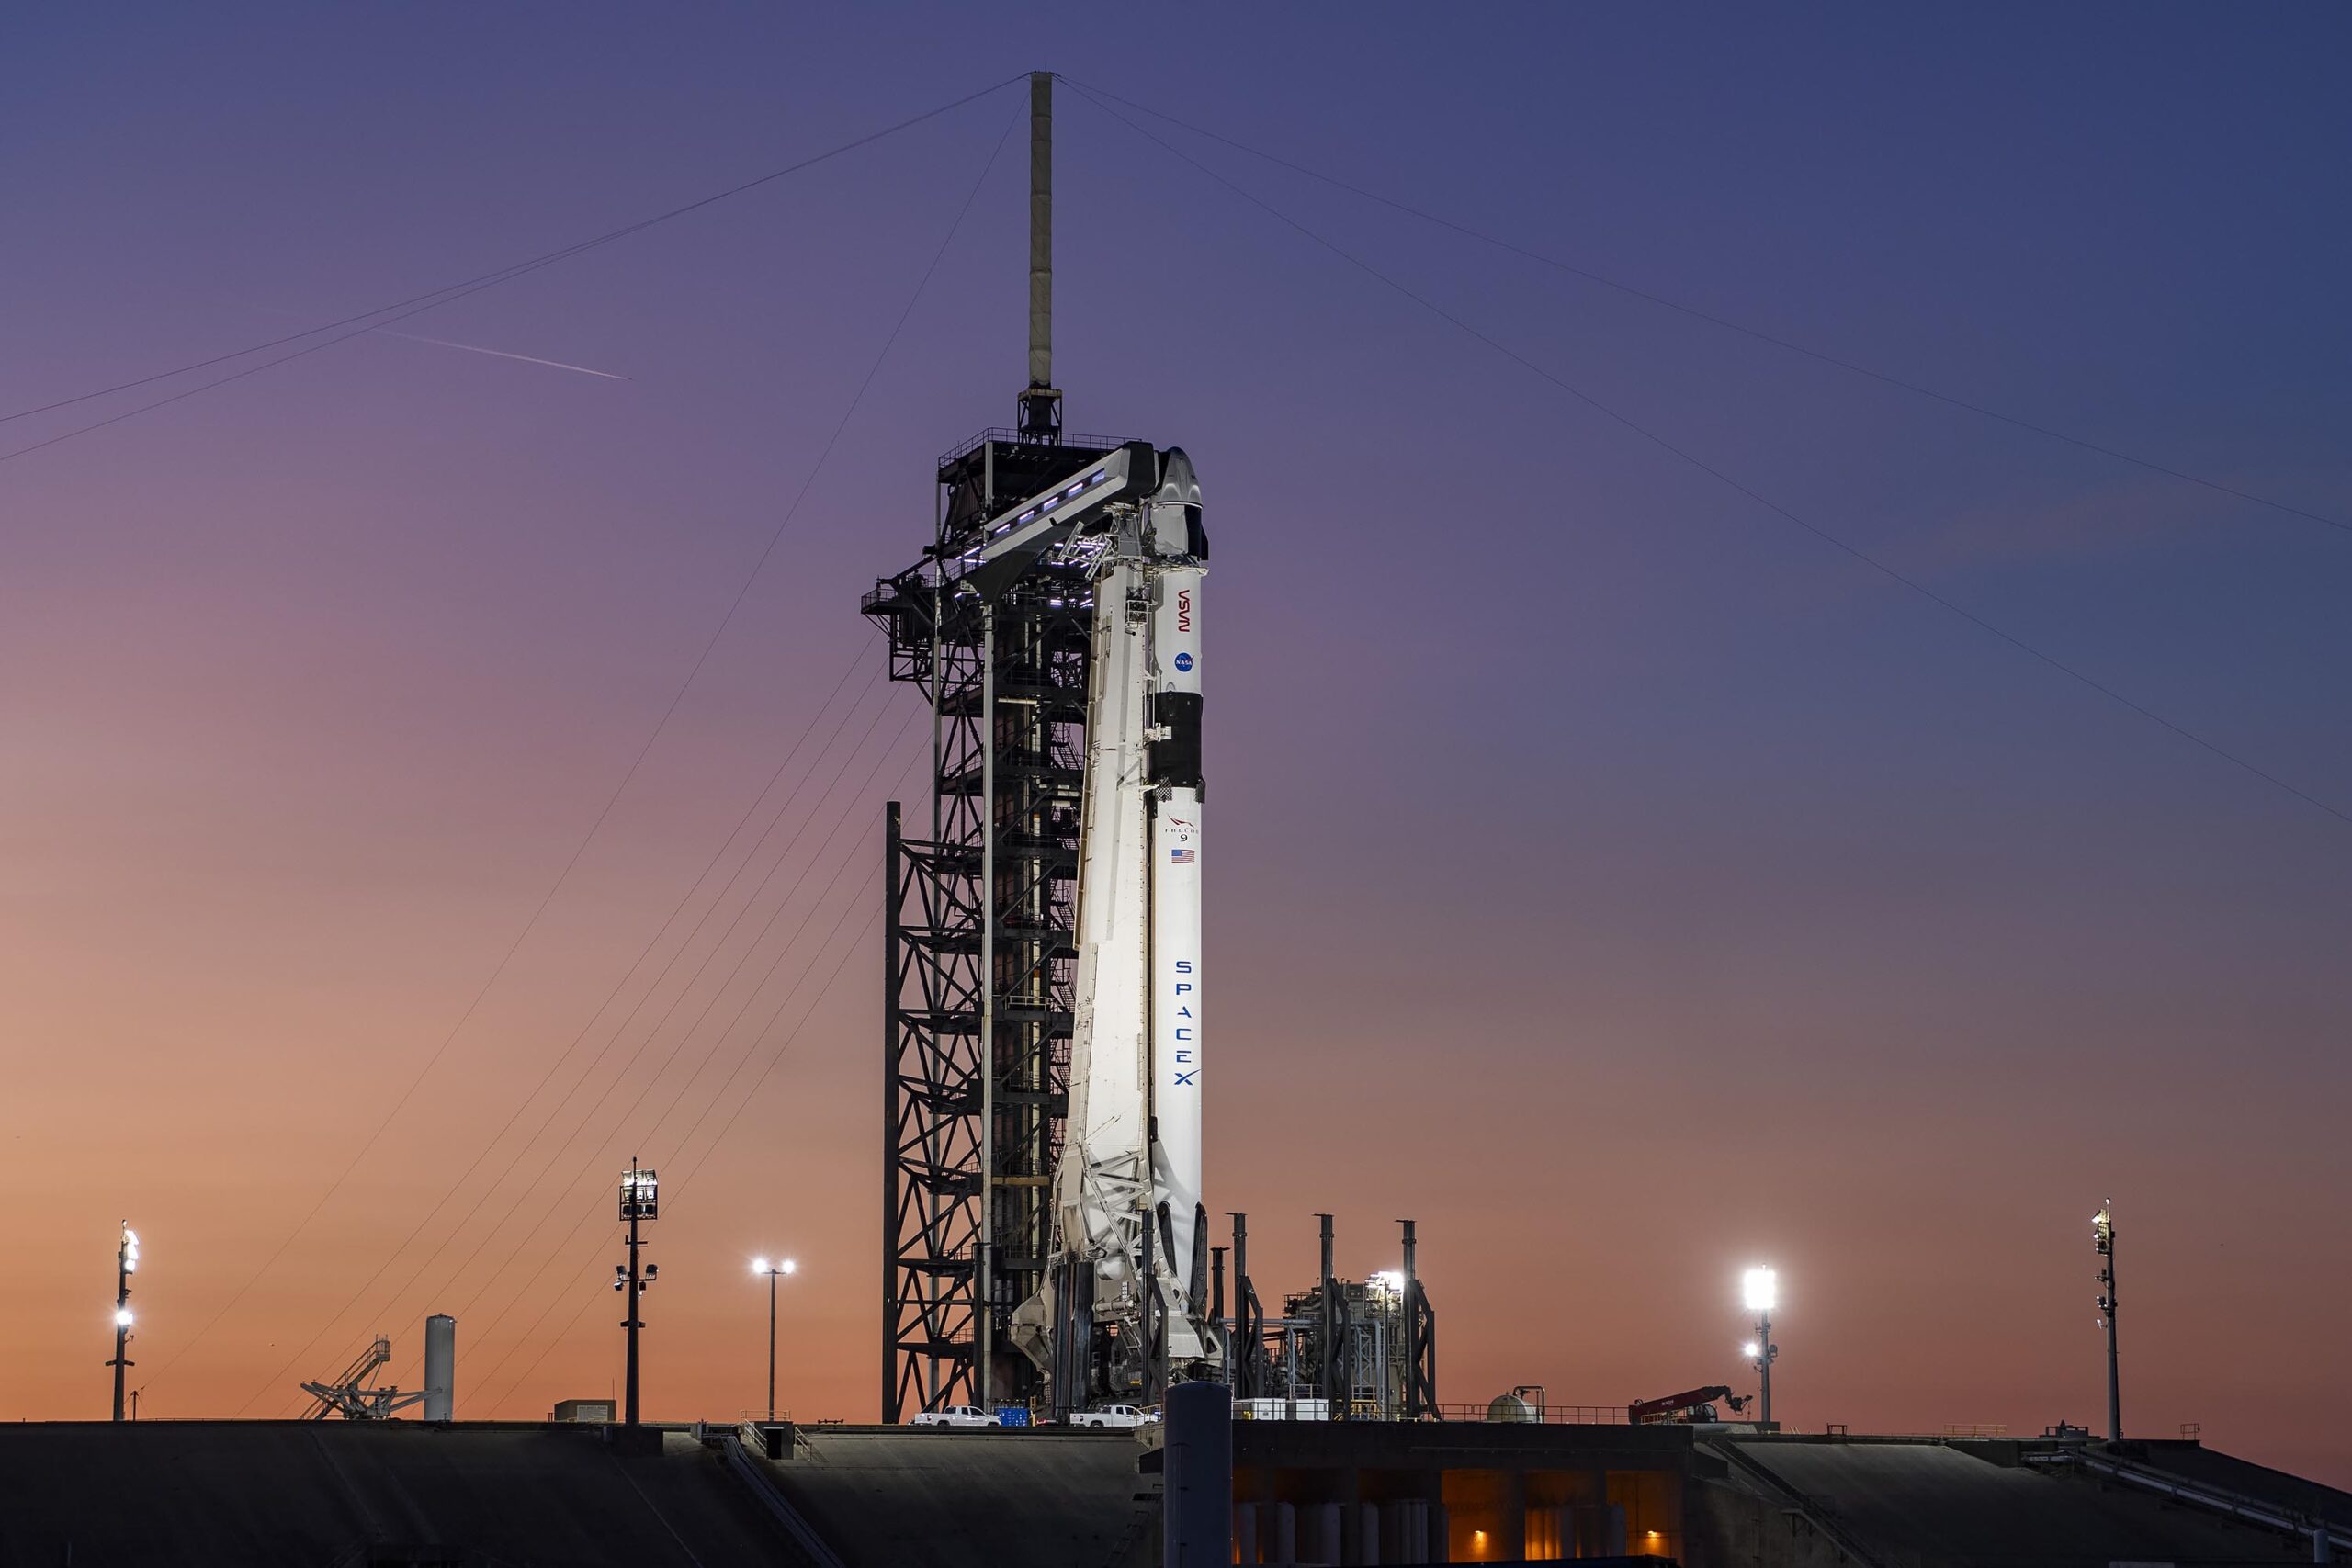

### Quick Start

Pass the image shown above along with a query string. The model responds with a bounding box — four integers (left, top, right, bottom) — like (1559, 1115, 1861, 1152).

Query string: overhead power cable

(1061, 75, 2349, 541)
(150, 89, 1022, 1402)
(1067, 81, 2352, 834)
(0, 75, 1025, 438)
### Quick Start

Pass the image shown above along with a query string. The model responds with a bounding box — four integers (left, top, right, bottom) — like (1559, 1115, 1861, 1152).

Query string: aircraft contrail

(367, 328, 631, 380)
(247, 307, 631, 380)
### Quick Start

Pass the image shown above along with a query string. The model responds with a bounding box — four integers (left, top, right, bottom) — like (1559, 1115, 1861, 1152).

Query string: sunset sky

(6, 4, 2349, 1483)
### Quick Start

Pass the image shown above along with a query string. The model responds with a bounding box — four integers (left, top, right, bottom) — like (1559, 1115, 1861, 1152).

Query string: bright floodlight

(114, 1308, 133, 1327)
(1371, 1269, 1405, 1293)
(1743, 1266, 1778, 1313)
(752, 1258, 769, 1275)
(782, 1258, 797, 1275)
(1742, 1341, 1761, 1359)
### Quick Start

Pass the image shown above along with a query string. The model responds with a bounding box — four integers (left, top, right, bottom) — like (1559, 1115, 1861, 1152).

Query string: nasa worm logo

(1173, 651, 1193, 672)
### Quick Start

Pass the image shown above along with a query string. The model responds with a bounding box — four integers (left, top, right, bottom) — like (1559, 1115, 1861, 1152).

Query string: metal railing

(937, 428, 1131, 466)
(1429, 1402, 1630, 1425)
(719, 1427, 846, 1568)
(2026, 1444, 2352, 1555)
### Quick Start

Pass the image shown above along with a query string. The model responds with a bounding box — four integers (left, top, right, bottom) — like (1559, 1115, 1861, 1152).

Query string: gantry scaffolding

(865, 427, 1125, 1419)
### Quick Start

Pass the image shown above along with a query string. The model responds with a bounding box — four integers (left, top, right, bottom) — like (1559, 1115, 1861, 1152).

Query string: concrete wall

(0, 1421, 785, 1567)
(760, 1427, 1157, 1568)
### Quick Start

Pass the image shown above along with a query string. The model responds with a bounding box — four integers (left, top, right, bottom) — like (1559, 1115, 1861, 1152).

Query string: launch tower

(865, 74, 1218, 1419)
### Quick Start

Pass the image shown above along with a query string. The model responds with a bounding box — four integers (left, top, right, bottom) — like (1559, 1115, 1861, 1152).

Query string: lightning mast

(1020, 73, 1059, 445)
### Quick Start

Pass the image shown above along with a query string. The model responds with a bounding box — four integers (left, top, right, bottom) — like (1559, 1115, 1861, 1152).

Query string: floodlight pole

(617, 1159, 658, 1429)
(2095, 1200, 2120, 1443)
(625, 1194, 642, 1427)
(108, 1224, 135, 1423)
(1744, 1266, 1779, 1430)
(753, 1259, 791, 1422)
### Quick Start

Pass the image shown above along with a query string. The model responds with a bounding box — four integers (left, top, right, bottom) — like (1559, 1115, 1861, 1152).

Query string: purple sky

(5, 3, 2349, 1480)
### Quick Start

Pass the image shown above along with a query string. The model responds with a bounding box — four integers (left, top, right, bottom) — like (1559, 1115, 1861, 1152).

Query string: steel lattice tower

(866, 71, 1139, 1420)
(865, 427, 1121, 1417)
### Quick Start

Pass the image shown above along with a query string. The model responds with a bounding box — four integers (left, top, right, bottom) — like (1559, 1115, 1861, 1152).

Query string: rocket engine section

(996, 446, 1221, 1410)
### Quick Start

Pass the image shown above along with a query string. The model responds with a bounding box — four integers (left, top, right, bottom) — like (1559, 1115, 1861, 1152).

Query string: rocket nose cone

(1154, 447, 1202, 508)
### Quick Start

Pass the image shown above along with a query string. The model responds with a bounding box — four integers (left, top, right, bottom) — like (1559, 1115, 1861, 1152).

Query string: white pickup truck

(910, 1404, 1000, 1428)
(1069, 1404, 1158, 1429)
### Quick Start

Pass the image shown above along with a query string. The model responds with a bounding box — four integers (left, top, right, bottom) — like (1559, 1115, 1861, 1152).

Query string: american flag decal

(1170, 847, 1195, 863)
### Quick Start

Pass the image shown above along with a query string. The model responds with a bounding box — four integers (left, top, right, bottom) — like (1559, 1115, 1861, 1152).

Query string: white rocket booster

(1145, 461, 1205, 1314)
(1057, 545, 1155, 1292)
(989, 444, 1217, 1396)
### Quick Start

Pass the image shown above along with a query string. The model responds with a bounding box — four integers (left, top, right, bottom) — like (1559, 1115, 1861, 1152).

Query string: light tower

(615, 1160, 659, 1427)
(108, 1224, 139, 1422)
(1743, 1266, 1779, 1428)
(752, 1257, 797, 1423)
(2094, 1200, 2120, 1442)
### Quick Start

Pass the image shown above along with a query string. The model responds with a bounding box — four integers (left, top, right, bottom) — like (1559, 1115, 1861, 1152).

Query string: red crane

(1628, 1385, 1754, 1425)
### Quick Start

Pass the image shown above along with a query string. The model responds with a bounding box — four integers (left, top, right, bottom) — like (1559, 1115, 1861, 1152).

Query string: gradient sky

(6, 2, 2349, 1482)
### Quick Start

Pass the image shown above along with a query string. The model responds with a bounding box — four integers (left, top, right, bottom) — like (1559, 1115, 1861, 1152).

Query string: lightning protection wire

(357, 97, 1022, 1395)
(385, 696, 922, 1382)
(420, 716, 923, 1409)
(476, 874, 892, 1416)
(1061, 74, 2351, 542)
(650, 744, 932, 1180)
(471, 717, 921, 1413)
(234, 98, 1017, 1414)
(459, 789, 905, 1409)
(155, 92, 1019, 1401)
(226, 660, 893, 1413)
(1068, 81, 2352, 835)
(148, 641, 873, 1394)
(0, 76, 1026, 435)
(396, 686, 905, 1317)
(463, 876, 888, 1412)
